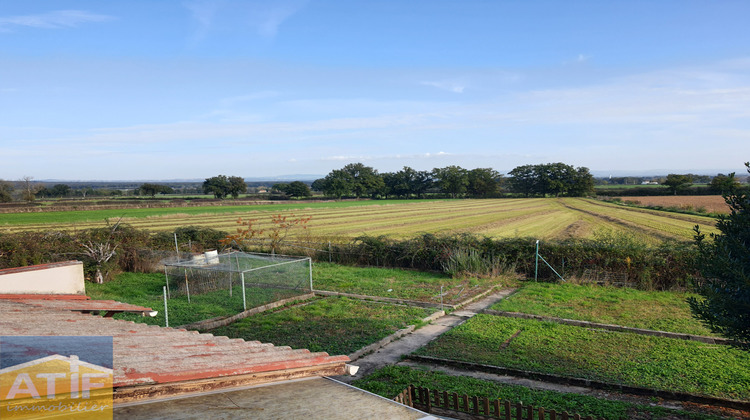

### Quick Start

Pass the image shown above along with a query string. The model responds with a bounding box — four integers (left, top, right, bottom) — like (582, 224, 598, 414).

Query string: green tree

(50, 184, 71, 198)
(138, 183, 173, 198)
(409, 169, 433, 199)
(318, 169, 354, 199)
(507, 165, 537, 197)
(274, 181, 312, 198)
(310, 178, 326, 192)
(663, 174, 693, 195)
(710, 173, 740, 194)
(508, 163, 593, 197)
(432, 166, 468, 198)
(289, 181, 312, 198)
(342, 163, 384, 198)
(689, 162, 750, 346)
(0, 180, 14, 202)
(567, 167, 595, 197)
(203, 175, 231, 199)
(227, 176, 247, 199)
(467, 168, 502, 197)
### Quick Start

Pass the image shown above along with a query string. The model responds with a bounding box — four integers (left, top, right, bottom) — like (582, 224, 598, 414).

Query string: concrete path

(334, 288, 517, 384)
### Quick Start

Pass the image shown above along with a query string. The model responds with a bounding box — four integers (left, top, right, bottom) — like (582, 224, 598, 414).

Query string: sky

(1, 1, 749, 181)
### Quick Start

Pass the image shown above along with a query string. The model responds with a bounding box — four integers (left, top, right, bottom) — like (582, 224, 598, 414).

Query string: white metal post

(534, 240, 540, 282)
(308, 258, 313, 291)
(174, 233, 180, 262)
(241, 272, 246, 311)
(164, 266, 170, 299)
(163, 286, 169, 328)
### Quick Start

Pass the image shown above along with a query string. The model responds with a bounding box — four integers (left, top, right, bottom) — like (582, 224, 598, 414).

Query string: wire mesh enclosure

(163, 251, 312, 311)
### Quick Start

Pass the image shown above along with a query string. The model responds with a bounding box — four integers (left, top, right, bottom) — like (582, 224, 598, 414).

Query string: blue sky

(1, 1, 749, 180)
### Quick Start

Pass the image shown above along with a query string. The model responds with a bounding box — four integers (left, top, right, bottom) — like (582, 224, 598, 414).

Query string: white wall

(0, 261, 85, 295)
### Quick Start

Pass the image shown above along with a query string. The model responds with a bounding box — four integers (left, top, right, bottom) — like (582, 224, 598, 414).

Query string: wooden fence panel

(397, 385, 606, 420)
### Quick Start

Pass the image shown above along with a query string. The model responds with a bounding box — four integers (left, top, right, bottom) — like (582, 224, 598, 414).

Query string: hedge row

(0, 226, 698, 290)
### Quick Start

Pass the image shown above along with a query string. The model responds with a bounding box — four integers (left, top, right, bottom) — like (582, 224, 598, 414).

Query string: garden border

(406, 355, 750, 411)
(178, 292, 316, 330)
(481, 309, 734, 345)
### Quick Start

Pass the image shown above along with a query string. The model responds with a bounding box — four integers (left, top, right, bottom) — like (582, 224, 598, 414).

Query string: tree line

(3, 165, 745, 204)
(311, 162, 595, 199)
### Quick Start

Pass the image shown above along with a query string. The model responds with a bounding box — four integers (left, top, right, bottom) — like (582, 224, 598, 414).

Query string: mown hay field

(616, 195, 730, 214)
(0, 198, 718, 243)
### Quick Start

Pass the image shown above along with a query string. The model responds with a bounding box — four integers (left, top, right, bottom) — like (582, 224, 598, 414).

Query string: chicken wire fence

(163, 251, 312, 312)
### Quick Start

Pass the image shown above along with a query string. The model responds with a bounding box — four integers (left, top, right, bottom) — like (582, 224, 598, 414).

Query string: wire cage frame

(163, 250, 313, 311)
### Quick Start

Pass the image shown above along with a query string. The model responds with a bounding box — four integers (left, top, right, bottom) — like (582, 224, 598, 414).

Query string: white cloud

(254, 1, 307, 38)
(420, 80, 466, 93)
(0, 10, 113, 32)
(184, 0, 220, 41)
(184, 0, 307, 39)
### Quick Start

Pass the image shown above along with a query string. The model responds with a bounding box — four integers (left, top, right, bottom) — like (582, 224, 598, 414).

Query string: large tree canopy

(663, 174, 693, 195)
(432, 165, 469, 198)
(138, 183, 174, 198)
(507, 163, 594, 197)
(274, 181, 312, 198)
(689, 162, 750, 347)
(316, 163, 383, 198)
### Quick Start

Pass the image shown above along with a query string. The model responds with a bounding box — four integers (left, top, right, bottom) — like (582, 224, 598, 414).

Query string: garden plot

(491, 282, 714, 336)
(414, 315, 750, 401)
(211, 296, 436, 355)
(312, 262, 503, 305)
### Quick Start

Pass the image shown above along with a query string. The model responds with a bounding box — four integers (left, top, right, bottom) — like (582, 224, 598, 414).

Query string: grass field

(0, 198, 718, 243)
(211, 296, 434, 355)
(354, 365, 722, 420)
(415, 315, 750, 401)
(313, 262, 506, 304)
(492, 282, 713, 336)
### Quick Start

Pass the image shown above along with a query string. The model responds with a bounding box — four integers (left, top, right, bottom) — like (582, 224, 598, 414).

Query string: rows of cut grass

(313, 262, 504, 304)
(562, 199, 716, 241)
(211, 296, 434, 355)
(2, 198, 719, 243)
(415, 315, 750, 401)
(354, 365, 723, 420)
(493, 282, 713, 336)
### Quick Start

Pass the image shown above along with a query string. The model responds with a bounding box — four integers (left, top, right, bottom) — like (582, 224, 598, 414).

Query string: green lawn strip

(0, 199, 444, 226)
(492, 282, 713, 336)
(313, 262, 501, 304)
(211, 296, 434, 355)
(86, 272, 306, 327)
(353, 365, 723, 420)
(415, 315, 750, 401)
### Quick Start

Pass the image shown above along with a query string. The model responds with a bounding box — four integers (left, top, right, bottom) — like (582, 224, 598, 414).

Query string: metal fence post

(308, 258, 313, 291)
(534, 240, 539, 281)
(241, 272, 246, 311)
(163, 286, 169, 328)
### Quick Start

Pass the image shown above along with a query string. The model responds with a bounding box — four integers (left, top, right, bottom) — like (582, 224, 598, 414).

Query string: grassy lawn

(211, 296, 435, 355)
(353, 365, 724, 420)
(492, 282, 714, 336)
(415, 315, 750, 401)
(86, 272, 308, 327)
(313, 262, 505, 304)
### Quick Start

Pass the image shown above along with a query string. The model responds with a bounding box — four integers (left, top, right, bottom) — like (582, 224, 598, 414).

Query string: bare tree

(77, 218, 122, 284)
(17, 176, 40, 203)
